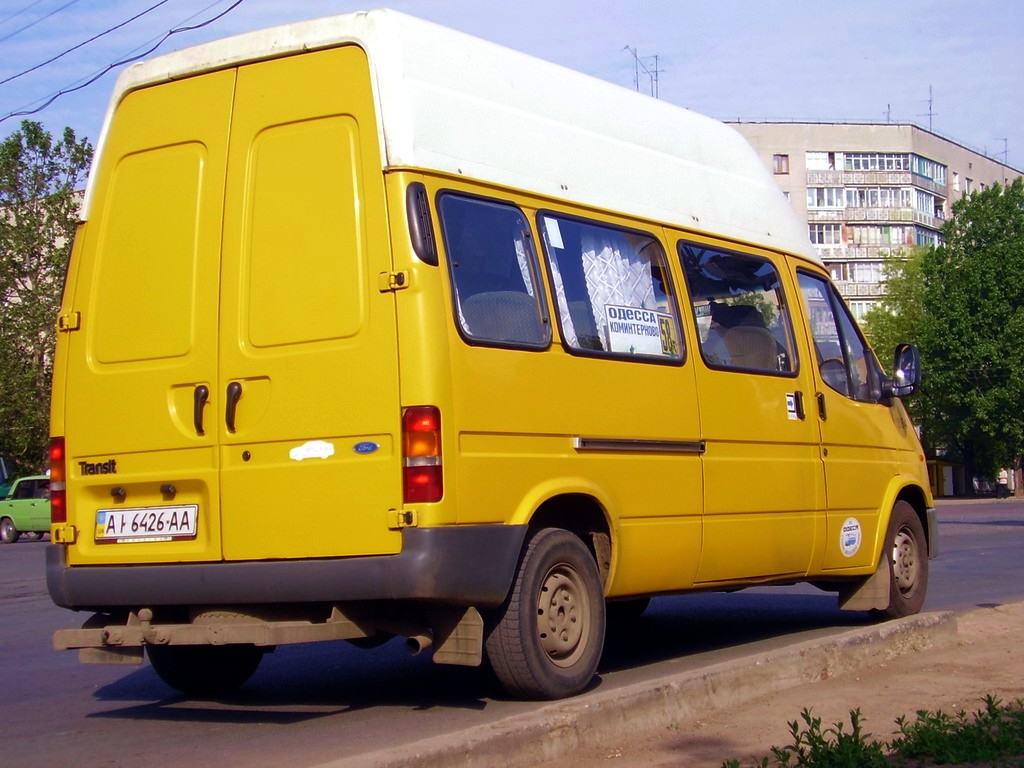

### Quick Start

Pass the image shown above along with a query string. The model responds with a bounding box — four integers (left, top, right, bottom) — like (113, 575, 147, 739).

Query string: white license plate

(95, 505, 198, 544)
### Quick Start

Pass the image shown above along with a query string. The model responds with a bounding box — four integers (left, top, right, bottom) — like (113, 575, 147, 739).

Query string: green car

(1, 475, 51, 543)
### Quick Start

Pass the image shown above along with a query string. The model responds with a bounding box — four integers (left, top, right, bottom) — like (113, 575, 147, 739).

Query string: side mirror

(884, 343, 921, 398)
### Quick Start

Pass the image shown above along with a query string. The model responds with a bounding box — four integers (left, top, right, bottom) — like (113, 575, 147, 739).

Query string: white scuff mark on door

(289, 440, 336, 461)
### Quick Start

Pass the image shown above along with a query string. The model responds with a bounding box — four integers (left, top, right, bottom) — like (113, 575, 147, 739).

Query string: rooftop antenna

(623, 45, 662, 98)
(917, 85, 936, 131)
(884, 103, 892, 123)
(996, 138, 1008, 182)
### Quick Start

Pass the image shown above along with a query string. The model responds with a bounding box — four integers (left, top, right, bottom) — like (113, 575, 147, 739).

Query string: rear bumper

(47, 524, 527, 611)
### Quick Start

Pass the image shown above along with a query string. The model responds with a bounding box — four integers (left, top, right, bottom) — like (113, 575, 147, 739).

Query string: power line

(0, 0, 83, 45)
(0, 0, 49, 27)
(0, 0, 172, 89)
(0, 0, 247, 127)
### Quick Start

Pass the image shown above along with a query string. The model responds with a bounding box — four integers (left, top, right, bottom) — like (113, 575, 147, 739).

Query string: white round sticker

(840, 517, 862, 557)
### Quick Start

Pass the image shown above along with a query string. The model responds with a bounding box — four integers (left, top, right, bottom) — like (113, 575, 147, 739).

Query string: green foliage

(863, 179, 1024, 479)
(724, 697, 1024, 767)
(918, 177, 1024, 477)
(768, 708, 889, 768)
(862, 247, 929, 426)
(862, 247, 927, 367)
(892, 695, 1024, 765)
(0, 121, 92, 476)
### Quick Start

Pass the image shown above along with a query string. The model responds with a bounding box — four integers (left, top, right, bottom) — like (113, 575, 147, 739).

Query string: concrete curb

(325, 611, 959, 768)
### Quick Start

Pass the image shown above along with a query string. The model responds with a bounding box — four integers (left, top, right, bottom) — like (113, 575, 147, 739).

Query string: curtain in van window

(581, 231, 657, 348)
(541, 214, 681, 360)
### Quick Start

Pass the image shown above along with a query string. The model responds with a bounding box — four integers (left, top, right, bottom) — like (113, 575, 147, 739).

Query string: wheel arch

(520, 490, 614, 590)
(893, 481, 935, 558)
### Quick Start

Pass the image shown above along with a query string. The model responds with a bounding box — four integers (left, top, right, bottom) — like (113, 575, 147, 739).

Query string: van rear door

(62, 46, 402, 565)
(216, 47, 403, 561)
(62, 69, 234, 565)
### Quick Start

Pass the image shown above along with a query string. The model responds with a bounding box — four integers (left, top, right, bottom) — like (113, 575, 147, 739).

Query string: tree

(918, 177, 1024, 482)
(0, 121, 92, 476)
(863, 247, 930, 427)
(863, 247, 928, 361)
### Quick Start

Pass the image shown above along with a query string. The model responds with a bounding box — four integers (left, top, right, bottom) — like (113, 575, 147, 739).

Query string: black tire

(0, 517, 20, 544)
(875, 501, 928, 619)
(485, 528, 605, 700)
(147, 644, 265, 696)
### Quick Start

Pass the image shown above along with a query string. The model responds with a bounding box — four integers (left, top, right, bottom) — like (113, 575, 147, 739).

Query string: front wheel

(147, 644, 265, 697)
(875, 501, 928, 619)
(485, 528, 605, 700)
(0, 517, 20, 544)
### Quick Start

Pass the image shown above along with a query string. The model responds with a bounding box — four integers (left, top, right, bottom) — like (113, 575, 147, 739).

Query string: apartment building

(731, 122, 1021, 320)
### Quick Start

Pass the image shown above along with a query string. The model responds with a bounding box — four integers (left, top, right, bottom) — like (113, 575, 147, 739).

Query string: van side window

(678, 242, 797, 374)
(438, 194, 550, 348)
(538, 214, 683, 362)
(797, 272, 883, 402)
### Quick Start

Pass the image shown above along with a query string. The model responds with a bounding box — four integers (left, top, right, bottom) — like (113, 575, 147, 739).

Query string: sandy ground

(560, 601, 1024, 767)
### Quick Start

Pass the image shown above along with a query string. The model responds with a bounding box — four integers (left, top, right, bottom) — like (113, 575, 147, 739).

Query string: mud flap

(838, 555, 891, 611)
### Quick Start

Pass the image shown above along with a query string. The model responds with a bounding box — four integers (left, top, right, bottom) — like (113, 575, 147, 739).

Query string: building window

(806, 187, 844, 208)
(914, 189, 945, 219)
(848, 225, 913, 247)
(806, 151, 838, 171)
(912, 154, 947, 186)
(809, 223, 842, 245)
(844, 152, 910, 172)
(847, 300, 874, 322)
(850, 262, 881, 283)
(773, 154, 790, 174)
(845, 187, 912, 209)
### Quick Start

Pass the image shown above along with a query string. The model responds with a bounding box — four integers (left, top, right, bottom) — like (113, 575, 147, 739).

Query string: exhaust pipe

(405, 633, 433, 655)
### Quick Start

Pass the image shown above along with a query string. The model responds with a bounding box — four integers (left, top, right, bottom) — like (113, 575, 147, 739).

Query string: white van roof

(89, 9, 819, 263)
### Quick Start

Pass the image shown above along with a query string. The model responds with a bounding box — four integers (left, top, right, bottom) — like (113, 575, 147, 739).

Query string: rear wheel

(875, 501, 928, 619)
(147, 644, 265, 696)
(0, 518, 19, 544)
(485, 528, 605, 700)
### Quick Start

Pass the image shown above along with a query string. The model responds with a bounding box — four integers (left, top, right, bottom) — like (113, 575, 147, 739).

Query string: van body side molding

(573, 437, 706, 454)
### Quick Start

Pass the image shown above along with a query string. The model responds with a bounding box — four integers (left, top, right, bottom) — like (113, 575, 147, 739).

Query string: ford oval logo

(353, 441, 380, 455)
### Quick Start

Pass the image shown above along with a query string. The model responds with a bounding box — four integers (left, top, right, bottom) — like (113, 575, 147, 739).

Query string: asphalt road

(1, 499, 1021, 768)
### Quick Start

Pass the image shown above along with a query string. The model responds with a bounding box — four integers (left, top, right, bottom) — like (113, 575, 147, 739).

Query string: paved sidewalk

(331, 602, 1024, 767)
(565, 601, 1024, 767)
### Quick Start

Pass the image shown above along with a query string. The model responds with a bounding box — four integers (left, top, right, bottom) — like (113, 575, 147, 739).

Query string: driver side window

(797, 272, 882, 403)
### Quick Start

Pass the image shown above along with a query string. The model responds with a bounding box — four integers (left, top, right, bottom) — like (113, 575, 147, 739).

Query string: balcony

(832, 281, 886, 299)
(806, 170, 913, 186)
(817, 245, 904, 261)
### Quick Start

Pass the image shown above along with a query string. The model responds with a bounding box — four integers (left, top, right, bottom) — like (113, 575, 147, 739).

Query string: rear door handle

(193, 385, 210, 436)
(225, 382, 243, 433)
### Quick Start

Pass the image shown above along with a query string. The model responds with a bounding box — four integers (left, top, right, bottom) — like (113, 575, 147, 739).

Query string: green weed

(723, 696, 1024, 768)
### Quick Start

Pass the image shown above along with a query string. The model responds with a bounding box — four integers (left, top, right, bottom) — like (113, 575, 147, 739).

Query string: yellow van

(47, 9, 934, 700)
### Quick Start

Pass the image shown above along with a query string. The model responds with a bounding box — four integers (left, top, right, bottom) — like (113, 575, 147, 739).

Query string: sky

(1, 0, 1022, 169)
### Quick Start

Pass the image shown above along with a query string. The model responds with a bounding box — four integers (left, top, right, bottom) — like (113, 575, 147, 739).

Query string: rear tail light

(402, 406, 442, 503)
(49, 437, 67, 524)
